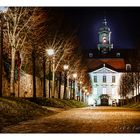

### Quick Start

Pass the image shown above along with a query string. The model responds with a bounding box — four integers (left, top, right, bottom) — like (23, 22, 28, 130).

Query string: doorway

(101, 98, 108, 106)
(100, 94, 109, 106)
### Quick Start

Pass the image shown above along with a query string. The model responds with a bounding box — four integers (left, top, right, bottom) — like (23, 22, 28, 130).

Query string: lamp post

(84, 89, 88, 103)
(63, 64, 69, 99)
(0, 7, 8, 97)
(17, 51, 21, 97)
(47, 49, 54, 98)
(73, 73, 77, 100)
(137, 64, 140, 96)
(79, 81, 82, 101)
(43, 56, 46, 98)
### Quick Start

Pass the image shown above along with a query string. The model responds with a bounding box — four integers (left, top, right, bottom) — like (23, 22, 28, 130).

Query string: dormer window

(116, 52, 120, 57)
(89, 53, 93, 58)
(126, 64, 131, 71)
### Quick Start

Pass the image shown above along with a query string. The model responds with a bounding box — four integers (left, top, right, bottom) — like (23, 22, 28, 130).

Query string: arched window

(126, 64, 131, 71)
(89, 53, 93, 58)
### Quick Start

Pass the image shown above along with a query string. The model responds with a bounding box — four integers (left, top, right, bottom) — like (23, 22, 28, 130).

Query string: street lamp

(79, 81, 82, 101)
(0, 7, 8, 97)
(63, 64, 69, 99)
(47, 49, 54, 56)
(47, 49, 55, 98)
(73, 73, 77, 79)
(72, 73, 77, 100)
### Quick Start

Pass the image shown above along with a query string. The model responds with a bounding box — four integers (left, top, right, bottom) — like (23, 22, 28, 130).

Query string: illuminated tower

(97, 18, 113, 54)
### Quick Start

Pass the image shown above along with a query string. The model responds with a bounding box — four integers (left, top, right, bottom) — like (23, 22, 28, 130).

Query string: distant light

(63, 64, 69, 70)
(47, 49, 54, 56)
(73, 73, 77, 79)
(79, 81, 82, 84)
(0, 7, 8, 13)
(85, 89, 88, 93)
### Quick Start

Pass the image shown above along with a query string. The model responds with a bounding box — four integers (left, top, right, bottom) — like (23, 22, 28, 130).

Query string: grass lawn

(0, 97, 87, 132)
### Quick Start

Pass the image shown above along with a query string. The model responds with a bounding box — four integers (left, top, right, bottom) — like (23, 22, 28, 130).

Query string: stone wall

(2, 72, 43, 97)
(2, 71, 71, 99)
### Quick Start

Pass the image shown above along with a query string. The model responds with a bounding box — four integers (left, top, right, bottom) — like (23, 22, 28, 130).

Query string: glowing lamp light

(63, 64, 69, 70)
(73, 73, 77, 79)
(85, 89, 88, 93)
(79, 81, 82, 84)
(103, 39, 107, 43)
(47, 49, 54, 56)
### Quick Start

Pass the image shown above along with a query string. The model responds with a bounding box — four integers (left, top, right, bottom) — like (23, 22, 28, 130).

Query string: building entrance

(101, 98, 108, 106)
(100, 94, 109, 106)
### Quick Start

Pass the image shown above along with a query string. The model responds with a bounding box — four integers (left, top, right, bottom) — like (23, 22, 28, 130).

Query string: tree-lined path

(2, 107, 140, 133)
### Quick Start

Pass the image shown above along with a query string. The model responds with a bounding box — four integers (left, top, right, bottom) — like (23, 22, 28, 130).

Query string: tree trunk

(17, 52, 21, 97)
(52, 56, 55, 98)
(73, 80, 75, 99)
(138, 72, 139, 95)
(48, 60, 51, 98)
(43, 59, 46, 98)
(70, 80, 73, 99)
(10, 47, 16, 96)
(0, 14, 3, 97)
(136, 80, 138, 102)
(32, 50, 36, 98)
(58, 71, 61, 99)
(63, 71, 67, 99)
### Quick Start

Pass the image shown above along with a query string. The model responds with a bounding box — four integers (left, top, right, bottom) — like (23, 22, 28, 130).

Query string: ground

(1, 106, 140, 133)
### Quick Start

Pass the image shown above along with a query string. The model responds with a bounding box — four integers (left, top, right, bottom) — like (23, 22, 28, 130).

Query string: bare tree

(4, 7, 34, 96)
(4, 7, 48, 97)
(119, 72, 135, 105)
(21, 8, 48, 98)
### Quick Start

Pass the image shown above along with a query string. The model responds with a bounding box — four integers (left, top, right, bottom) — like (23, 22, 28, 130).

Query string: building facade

(87, 18, 125, 106)
(88, 64, 122, 106)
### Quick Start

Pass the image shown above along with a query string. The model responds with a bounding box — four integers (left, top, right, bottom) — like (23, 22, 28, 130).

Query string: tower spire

(103, 18, 107, 26)
(103, 11, 107, 26)
(97, 14, 113, 54)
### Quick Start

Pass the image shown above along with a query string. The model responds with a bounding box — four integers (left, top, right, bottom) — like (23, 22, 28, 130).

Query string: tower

(97, 18, 113, 54)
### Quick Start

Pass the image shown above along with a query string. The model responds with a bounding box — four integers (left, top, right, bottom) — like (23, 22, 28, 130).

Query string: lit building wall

(89, 65, 122, 106)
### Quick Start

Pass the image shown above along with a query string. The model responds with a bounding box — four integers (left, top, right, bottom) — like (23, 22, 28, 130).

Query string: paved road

(1, 107, 140, 133)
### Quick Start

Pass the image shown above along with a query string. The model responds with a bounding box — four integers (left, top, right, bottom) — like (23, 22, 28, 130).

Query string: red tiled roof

(87, 58, 125, 71)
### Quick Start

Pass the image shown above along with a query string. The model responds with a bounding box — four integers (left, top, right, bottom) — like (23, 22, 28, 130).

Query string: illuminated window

(112, 88, 115, 95)
(94, 76, 97, 83)
(103, 88, 106, 94)
(103, 76, 106, 83)
(94, 88, 97, 94)
(112, 76, 115, 83)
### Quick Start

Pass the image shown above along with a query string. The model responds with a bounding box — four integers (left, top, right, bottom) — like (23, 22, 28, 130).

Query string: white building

(85, 18, 126, 106)
(88, 64, 122, 106)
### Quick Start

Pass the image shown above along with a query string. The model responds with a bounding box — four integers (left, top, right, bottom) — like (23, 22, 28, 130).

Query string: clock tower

(97, 18, 113, 54)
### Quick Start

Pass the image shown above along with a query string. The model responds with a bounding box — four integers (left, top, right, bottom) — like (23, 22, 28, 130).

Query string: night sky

(59, 7, 140, 50)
